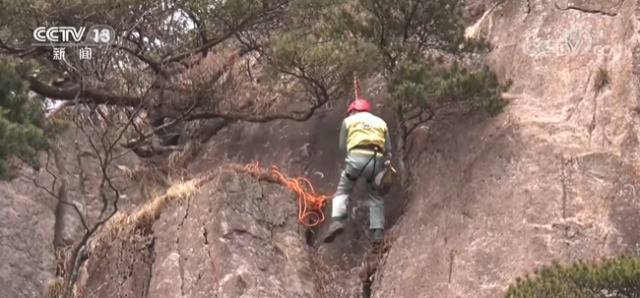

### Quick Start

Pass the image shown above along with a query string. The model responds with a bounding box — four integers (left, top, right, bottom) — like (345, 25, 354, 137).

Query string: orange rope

(241, 162, 328, 228)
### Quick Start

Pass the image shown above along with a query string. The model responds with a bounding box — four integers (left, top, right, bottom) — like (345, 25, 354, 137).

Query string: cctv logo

(32, 25, 114, 45)
(33, 27, 86, 43)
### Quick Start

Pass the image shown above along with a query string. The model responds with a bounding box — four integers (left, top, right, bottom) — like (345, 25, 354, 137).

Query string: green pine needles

(506, 255, 640, 298)
(0, 57, 49, 179)
(390, 60, 506, 116)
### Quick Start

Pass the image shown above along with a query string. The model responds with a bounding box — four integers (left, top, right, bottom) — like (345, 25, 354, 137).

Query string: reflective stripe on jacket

(339, 112, 391, 153)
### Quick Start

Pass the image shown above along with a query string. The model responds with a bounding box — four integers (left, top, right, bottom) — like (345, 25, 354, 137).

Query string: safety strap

(347, 147, 379, 182)
(368, 155, 377, 183)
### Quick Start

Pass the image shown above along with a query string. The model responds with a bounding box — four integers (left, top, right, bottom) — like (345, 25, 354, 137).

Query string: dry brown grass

(90, 169, 218, 253)
(86, 163, 272, 257)
(130, 163, 169, 200)
(45, 277, 64, 298)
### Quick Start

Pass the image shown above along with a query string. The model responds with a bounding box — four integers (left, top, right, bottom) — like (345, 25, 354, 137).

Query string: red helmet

(347, 98, 370, 114)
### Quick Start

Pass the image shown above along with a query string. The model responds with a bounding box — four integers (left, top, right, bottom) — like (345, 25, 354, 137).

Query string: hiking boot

(370, 229, 384, 249)
(322, 217, 346, 243)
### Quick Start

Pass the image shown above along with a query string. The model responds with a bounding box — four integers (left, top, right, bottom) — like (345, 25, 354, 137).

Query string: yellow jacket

(339, 112, 391, 153)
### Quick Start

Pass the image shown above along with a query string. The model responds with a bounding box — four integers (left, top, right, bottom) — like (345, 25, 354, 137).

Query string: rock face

(0, 180, 55, 298)
(150, 173, 319, 298)
(373, 1, 640, 297)
(78, 172, 322, 298)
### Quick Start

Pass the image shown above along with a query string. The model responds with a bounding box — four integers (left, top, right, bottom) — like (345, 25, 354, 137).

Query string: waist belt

(350, 144, 383, 155)
(350, 149, 384, 157)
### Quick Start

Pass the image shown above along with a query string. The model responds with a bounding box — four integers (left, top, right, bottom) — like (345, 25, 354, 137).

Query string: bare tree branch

(163, 0, 287, 64)
(111, 44, 164, 75)
(185, 102, 325, 123)
(27, 77, 141, 107)
(405, 106, 435, 136)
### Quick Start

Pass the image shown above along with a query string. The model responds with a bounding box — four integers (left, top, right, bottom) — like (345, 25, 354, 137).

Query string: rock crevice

(554, 0, 623, 16)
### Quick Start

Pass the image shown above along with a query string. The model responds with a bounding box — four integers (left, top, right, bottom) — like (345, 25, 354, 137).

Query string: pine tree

(506, 255, 640, 297)
(0, 57, 49, 179)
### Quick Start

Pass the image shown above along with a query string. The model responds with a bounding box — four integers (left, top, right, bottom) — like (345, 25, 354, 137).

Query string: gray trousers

(331, 152, 385, 230)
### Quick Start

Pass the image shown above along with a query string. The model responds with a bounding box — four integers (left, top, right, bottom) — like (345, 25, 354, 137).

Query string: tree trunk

(394, 123, 410, 190)
(52, 185, 68, 248)
(52, 145, 71, 249)
(393, 104, 412, 213)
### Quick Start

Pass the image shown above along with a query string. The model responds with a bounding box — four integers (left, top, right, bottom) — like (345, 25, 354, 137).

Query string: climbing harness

(350, 147, 397, 195)
(241, 162, 327, 227)
(350, 147, 379, 183)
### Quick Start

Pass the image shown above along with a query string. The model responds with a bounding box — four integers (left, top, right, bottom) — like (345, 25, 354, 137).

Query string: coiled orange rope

(241, 162, 328, 227)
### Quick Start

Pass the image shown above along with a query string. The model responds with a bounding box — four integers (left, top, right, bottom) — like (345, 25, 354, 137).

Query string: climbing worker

(322, 98, 391, 247)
